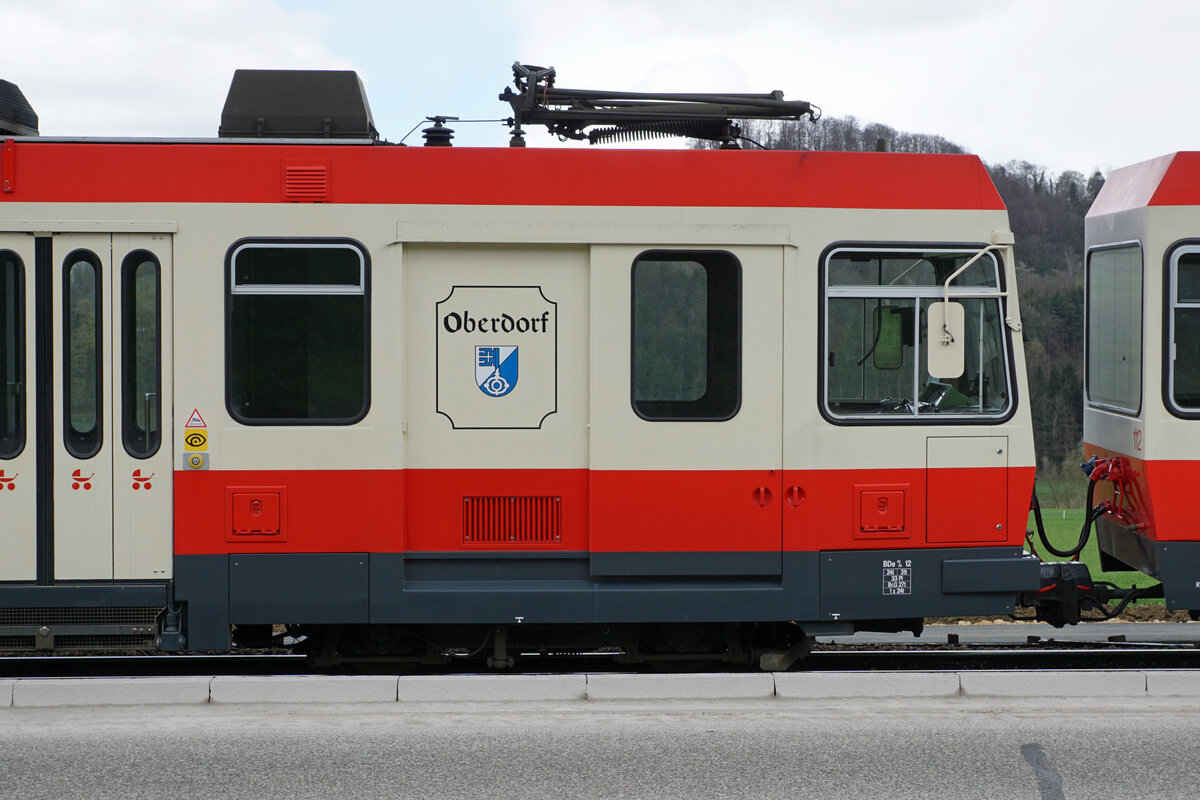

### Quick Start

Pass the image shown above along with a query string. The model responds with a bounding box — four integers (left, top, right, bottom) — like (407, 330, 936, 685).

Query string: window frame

(62, 249, 103, 459)
(0, 250, 25, 460)
(1163, 239, 1200, 419)
(224, 238, 371, 426)
(1084, 241, 1144, 416)
(629, 249, 742, 422)
(818, 242, 1017, 426)
(121, 250, 162, 458)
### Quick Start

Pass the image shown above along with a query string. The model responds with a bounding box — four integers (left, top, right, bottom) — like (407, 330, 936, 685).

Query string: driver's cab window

(823, 247, 1012, 421)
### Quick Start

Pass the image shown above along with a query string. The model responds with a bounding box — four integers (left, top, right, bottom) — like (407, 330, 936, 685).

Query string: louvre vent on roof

(282, 162, 330, 201)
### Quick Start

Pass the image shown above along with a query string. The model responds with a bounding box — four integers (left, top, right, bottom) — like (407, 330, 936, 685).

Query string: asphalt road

(1, 701, 1197, 799)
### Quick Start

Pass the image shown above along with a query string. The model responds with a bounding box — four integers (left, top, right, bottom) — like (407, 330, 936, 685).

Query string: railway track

(2, 641, 1198, 678)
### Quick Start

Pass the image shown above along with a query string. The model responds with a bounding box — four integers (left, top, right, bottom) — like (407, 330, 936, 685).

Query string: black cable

(1034, 483, 1102, 559)
(737, 134, 768, 150)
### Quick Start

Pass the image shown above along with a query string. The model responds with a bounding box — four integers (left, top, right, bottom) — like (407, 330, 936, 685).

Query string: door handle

(752, 487, 773, 507)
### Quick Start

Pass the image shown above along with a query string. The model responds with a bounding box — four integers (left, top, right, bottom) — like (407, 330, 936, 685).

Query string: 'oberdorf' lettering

(442, 310, 551, 334)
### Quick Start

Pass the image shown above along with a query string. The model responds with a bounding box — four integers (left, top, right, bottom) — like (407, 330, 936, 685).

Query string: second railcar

(1082, 153, 1200, 615)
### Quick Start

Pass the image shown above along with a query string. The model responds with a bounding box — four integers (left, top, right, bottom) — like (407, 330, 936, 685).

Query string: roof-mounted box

(0, 80, 38, 136)
(218, 69, 377, 140)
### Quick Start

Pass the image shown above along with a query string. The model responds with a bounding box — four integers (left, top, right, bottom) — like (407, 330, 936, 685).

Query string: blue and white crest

(475, 345, 518, 397)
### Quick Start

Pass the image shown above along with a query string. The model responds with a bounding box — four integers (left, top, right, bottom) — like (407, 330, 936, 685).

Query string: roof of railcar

(1087, 152, 1200, 217)
(0, 138, 1005, 211)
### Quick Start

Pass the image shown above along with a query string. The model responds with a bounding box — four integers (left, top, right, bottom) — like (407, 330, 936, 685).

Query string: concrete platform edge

(2, 671, 1199, 708)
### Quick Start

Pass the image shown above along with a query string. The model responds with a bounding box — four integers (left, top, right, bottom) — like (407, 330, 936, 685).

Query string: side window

(1086, 244, 1142, 413)
(823, 247, 1011, 421)
(1167, 246, 1200, 414)
(631, 250, 740, 421)
(227, 240, 369, 424)
(64, 251, 102, 457)
(1, 251, 24, 459)
(122, 251, 161, 457)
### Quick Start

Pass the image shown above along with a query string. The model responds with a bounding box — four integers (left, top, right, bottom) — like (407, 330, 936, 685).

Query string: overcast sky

(4, 0, 1193, 176)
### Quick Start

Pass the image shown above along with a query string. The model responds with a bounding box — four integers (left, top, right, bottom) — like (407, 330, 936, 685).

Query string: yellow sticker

(183, 429, 208, 452)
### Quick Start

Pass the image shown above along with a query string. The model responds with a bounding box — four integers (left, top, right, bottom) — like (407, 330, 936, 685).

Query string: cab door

(588, 245, 784, 576)
(54, 233, 173, 580)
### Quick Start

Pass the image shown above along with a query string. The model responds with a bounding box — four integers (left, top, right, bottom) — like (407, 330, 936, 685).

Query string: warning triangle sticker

(184, 409, 207, 428)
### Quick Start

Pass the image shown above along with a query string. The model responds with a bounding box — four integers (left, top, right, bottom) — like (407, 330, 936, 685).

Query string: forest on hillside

(694, 117, 1100, 475)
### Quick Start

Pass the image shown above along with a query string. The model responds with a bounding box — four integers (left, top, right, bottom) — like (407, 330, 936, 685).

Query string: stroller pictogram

(71, 469, 94, 491)
(132, 469, 155, 490)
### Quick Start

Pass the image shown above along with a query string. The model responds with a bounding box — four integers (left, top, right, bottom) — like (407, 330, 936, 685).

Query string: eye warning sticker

(882, 559, 913, 596)
(184, 430, 208, 452)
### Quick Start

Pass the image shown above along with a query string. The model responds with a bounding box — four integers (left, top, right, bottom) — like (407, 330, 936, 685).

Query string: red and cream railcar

(0, 72, 1040, 660)
(1083, 153, 1200, 613)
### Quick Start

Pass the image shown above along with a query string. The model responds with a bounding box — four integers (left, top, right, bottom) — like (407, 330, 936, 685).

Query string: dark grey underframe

(1096, 516, 1200, 610)
(174, 547, 1038, 651)
(0, 583, 169, 607)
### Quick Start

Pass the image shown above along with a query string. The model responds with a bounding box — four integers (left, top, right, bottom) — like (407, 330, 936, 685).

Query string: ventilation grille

(463, 495, 563, 547)
(0, 635, 35, 650)
(282, 163, 329, 201)
(0, 606, 162, 626)
(54, 634, 157, 650)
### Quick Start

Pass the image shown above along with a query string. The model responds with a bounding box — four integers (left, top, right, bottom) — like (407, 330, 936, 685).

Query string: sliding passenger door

(0, 237, 36, 580)
(109, 234, 173, 578)
(588, 245, 784, 576)
(53, 233, 173, 580)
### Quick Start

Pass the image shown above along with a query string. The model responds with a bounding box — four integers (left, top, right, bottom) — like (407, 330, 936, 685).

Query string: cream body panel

(589, 244, 783, 472)
(0, 234, 37, 580)
(926, 435, 1009, 469)
(404, 243, 588, 470)
(1085, 204, 1200, 463)
(784, 207, 1033, 473)
(163, 203, 405, 472)
(1083, 205, 1148, 458)
(1143, 205, 1200, 462)
(9, 204, 402, 472)
(8, 201, 1034, 478)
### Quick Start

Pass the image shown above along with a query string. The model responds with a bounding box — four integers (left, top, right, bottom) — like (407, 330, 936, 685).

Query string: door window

(631, 250, 741, 421)
(122, 251, 161, 457)
(0, 250, 23, 459)
(64, 251, 102, 458)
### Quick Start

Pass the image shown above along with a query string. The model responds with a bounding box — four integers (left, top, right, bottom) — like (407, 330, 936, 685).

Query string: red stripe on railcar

(1083, 444, 1200, 543)
(175, 465, 1032, 555)
(4, 143, 1004, 210)
(174, 469, 404, 555)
